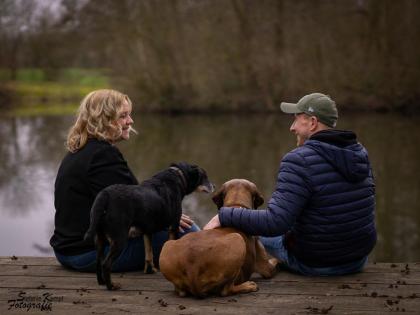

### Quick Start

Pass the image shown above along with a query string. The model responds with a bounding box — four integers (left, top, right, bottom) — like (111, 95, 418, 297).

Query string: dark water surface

(0, 112, 419, 262)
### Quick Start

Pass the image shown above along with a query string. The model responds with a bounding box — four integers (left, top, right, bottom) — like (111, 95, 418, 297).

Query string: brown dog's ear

(212, 185, 225, 209)
(253, 190, 265, 209)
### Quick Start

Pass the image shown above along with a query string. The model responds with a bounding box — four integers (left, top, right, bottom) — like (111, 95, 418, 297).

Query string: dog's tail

(84, 190, 109, 241)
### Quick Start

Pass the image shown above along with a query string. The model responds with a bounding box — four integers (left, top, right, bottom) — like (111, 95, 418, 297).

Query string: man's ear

(253, 190, 265, 209)
(309, 116, 319, 132)
(212, 184, 225, 209)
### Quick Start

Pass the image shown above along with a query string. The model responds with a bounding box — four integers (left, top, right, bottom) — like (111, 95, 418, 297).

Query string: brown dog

(159, 179, 278, 297)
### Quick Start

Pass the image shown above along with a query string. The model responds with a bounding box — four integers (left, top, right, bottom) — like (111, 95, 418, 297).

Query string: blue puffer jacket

(219, 129, 376, 267)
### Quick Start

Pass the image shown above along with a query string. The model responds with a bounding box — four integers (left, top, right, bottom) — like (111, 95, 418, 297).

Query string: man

(204, 92, 376, 276)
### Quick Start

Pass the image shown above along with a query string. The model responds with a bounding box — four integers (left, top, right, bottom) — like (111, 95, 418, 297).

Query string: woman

(50, 89, 197, 272)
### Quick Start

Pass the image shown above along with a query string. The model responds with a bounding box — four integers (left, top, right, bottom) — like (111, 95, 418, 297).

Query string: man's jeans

(260, 235, 368, 276)
(54, 224, 200, 272)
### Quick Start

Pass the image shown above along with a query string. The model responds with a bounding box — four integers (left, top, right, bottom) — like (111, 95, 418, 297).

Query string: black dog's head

(170, 162, 215, 194)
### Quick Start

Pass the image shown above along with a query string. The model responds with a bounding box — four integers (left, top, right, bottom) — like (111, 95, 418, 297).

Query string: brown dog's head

(212, 179, 264, 210)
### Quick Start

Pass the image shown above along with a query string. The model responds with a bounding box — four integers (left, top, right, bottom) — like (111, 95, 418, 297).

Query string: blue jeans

(260, 235, 368, 276)
(54, 224, 200, 272)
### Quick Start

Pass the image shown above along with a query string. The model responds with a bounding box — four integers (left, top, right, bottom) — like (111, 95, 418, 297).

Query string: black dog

(84, 162, 214, 290)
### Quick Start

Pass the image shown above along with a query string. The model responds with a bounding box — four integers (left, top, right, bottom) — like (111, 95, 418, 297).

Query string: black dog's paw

(96, 272, 106, 285)
(97, 278, 106, 285)
(107, 282, 121, 290)
(144, 263, 157, 274)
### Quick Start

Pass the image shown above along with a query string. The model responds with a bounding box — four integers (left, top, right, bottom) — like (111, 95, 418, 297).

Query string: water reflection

(0, 112, 419, 262)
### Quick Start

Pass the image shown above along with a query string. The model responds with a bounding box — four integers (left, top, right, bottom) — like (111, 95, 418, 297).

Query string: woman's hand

(179, 213, 194, 233)
(203, 214, 221, 230)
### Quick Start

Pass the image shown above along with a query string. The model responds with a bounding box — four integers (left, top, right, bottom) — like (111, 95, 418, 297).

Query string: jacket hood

(305, 130, 371, 182)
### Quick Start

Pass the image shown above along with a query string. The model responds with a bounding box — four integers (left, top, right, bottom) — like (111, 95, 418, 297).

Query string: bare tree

(0, 0, 38, 79)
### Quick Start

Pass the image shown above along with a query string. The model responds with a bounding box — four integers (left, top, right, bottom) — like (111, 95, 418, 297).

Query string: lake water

(0, 112, 419, 262)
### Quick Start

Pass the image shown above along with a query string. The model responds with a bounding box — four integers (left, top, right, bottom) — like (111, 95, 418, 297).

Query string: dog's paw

(107, 282, 121, 291)
(97, 278, 106, 285)
(144, 264, 157, 274)
(97, 274, 106, 285)
(176, 289, 187, 297)
(246, 281, 258, 292)
(268, 258, 279, 267)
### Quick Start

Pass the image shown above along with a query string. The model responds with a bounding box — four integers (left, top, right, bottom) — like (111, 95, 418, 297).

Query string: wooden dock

(0, 257, 419, 314)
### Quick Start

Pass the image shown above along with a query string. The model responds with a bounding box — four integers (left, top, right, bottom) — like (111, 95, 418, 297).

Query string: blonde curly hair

(66, 89, 133, 152)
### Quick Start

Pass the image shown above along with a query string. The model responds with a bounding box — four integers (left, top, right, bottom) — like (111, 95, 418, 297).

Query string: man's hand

(203, 214, 221, 230)
(179, 213, 194, 233)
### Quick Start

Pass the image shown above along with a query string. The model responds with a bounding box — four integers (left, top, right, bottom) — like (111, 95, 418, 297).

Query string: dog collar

(170, 166, 188, 191)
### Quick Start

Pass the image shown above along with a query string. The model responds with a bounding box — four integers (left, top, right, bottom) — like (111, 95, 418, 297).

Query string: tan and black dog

(159, 179, 278, 297)
(84, 162, 214, 290)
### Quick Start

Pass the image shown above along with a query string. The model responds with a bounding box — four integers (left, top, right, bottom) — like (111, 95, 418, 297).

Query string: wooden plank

(1, 287, 419, 314)
(0, 256, 58, 266)
(1, 264, 420, 284)
(1, 257, 420, 275)
(0, 256, 420, 274)
(1, 257, 420, 273)
(1, 274, 419, 298)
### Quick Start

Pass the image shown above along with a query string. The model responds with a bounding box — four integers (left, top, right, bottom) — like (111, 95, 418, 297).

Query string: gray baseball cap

(280, 93, 338, 128)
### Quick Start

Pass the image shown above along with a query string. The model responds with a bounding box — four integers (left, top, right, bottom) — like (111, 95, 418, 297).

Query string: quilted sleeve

(219, 151, 312, 236)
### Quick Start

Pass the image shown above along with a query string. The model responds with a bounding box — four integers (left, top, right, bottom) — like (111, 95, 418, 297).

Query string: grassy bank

(0, 68, 110, 116)
(1, 67, 419, 116)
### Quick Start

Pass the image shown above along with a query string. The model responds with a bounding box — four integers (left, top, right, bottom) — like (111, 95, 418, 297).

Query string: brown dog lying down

(159, 179, 278, 297)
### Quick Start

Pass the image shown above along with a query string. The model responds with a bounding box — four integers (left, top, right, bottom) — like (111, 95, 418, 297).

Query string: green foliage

(0, 69, 16, 81)
(58, 68, 109, 86)
(0, 68, 111, 116)
(10, 103, 79, 116)
(16, 69, 46, 82)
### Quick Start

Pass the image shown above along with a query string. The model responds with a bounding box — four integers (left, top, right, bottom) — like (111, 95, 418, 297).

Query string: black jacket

(50, 138, 138, 255)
